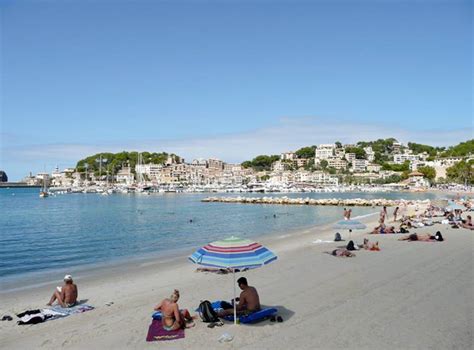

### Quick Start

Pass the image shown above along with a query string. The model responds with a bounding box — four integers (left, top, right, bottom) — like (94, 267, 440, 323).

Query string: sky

(0, 0, 472, 180)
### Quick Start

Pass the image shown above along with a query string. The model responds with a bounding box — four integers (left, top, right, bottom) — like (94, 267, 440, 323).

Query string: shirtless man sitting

(218, 277, 261, 317)
(47, 275, 78, 308)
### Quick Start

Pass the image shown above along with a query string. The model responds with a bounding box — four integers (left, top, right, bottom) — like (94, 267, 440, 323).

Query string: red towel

(146, 319, 185, 342)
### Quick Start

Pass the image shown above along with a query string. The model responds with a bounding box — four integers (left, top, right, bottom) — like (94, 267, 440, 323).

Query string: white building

(392, 142, 402, 154)
(208, 158, 224, 171)
(294, 170, 312, 182)
(406, 171, 430, 188)
(393, 151, 429, 164)
(272, 160, 288, 172)
(312, 171, 339, 186)
(135, 164, 163, 180)
(281, 151, 296, 161)
(345, 153, 356, 164)
(315, 144, 335, 160)
(352, 159, 368, 173)
(366, 164, 382, 173)
(327, 157, 348, 170)
(116, 167, 134, 184)
(192, 158, 208, 167)
(295, 158, 309, 168)
(334, 148, 346, 158)
(364, 147, 375, 162)
(224, 163, 242, 172)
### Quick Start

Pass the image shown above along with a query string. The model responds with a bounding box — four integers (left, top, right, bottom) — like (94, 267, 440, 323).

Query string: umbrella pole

(233, 268, 237, 325)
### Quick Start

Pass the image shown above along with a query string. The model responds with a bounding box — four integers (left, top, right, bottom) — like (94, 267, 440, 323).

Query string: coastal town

(2, 139, 472, 194)
(1, 2, 472, 349)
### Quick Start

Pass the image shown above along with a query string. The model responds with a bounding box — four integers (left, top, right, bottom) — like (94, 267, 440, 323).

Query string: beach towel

(47, 304, 94, 317)
(312, 239, 334, 244)
(146, 319, 185, 342)
(223, 308, 278, 324)
(17, 305, 94, 325)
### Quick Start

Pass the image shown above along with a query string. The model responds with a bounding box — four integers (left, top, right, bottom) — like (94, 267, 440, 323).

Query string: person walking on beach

(47, 275, 78, 308)
(380, 206, 387, 224)
(343, 208, 348, 220)
(393, 207, 399, 222)
(347, 209, 352, 220)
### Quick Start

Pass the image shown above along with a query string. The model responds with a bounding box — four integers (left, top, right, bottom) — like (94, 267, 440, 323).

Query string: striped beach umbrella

(333, 219, 367, 239)
(189, 236, 277, 324)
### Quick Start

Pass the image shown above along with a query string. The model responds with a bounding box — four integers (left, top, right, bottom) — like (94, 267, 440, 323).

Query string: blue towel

(223, 308, 278, 324)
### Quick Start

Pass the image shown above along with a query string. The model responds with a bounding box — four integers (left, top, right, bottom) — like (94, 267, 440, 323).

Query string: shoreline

(0, 212, 379, 301)
(1, 207, 472, 349)
(0, 210, 378, 294)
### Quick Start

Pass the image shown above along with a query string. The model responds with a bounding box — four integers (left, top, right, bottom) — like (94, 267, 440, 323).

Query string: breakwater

(202, 196, 431, 207)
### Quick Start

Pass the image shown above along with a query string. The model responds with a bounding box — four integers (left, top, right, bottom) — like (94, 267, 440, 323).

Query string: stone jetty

(201, 196, 431, 207)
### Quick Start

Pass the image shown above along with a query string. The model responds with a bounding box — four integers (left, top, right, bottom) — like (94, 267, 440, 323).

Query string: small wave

(352, 212, 378, 220)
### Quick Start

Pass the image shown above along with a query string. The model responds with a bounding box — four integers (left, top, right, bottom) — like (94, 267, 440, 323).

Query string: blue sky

(1, 0, 472, 180)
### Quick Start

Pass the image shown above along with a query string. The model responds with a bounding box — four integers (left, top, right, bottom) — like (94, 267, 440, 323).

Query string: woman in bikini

(154, 290, 195, 331)
(398, 232, 444, 242)
(363, 238, 380, 250)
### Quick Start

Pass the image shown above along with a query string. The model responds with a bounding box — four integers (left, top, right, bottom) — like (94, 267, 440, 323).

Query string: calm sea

(0, 188, 450, 291)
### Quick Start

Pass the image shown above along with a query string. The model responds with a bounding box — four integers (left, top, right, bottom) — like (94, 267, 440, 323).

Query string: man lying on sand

(327, 248, 355, 257)
(218, 277, 261, 317)
(398, 232, 444, 242)
(154, 289, 195, 331)
(47, 275, 78, 308)
(371, 224, 395, 234)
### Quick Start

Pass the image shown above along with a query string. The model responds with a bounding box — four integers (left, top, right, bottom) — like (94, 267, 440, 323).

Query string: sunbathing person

(371, 224, 395, 234)
(218, 277, 261, 317)
(327, 248, 355, 257)
(154, 289, 195, 331)
(398, 232, 444, 242)
(398, 223, 410, 233)
(346, 240, 360, 251)
(47, 275, 78, 308)
(372, 224, 385, 234)
(461, 215, 474, 229)
(363, 238, 380, 250)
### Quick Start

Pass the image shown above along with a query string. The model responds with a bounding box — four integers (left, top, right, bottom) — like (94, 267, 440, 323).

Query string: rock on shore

(202, 196, 431, 207)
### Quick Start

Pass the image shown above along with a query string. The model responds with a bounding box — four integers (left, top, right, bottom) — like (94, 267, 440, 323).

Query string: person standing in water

(393, 207, 399, 222)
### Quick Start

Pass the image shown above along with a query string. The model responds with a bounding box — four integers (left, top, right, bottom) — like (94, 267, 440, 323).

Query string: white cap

(64, 275, 73, 281)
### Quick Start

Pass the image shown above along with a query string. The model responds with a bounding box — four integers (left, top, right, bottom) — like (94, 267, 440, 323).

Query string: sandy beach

(0, 213, 472, 350)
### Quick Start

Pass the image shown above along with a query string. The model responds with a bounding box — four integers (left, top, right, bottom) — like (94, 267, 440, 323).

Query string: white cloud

(1, 117, 471, 180)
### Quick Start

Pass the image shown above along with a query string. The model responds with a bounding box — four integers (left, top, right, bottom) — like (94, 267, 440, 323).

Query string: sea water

(0, 188, 448, 290)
